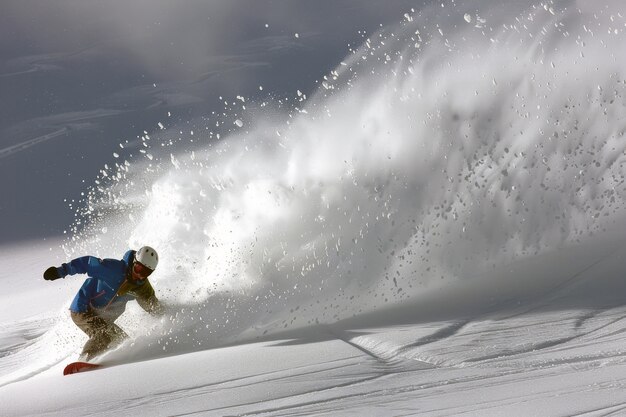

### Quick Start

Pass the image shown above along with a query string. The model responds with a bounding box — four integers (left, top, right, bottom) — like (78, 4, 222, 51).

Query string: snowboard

(63, 361, 102, 375)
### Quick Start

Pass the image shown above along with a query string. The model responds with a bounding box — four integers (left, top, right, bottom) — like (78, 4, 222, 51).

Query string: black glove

(43, 266, 61, 281)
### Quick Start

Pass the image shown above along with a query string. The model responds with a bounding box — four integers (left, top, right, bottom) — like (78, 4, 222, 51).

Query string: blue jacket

(59, 250, 156, 316)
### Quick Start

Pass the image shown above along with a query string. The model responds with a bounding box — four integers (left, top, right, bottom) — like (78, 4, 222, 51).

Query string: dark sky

(0, 0, 426, 244)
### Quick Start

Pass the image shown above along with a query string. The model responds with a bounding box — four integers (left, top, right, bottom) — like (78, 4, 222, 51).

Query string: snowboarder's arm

(138, 294, 165, 316)
(135, 280, 165, 316)
(43, 256, 104, 281)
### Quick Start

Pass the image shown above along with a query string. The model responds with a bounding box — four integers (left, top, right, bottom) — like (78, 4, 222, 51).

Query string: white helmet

(135, 246, 159, 270)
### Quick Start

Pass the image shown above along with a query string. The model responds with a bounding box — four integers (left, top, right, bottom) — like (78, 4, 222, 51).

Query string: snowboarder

(43, 246, 164, 362)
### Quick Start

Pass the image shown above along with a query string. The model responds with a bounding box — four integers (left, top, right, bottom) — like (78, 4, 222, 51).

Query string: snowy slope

(4, 237, 626, 416)
(4, 0, 626, 415)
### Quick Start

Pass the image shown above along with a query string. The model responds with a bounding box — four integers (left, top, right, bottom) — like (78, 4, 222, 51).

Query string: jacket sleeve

(57, 256, 103, 278)
(135, 280, 164, 316)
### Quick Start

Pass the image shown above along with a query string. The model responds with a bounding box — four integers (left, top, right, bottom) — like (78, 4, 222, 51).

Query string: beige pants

(70, 310, 128, 361)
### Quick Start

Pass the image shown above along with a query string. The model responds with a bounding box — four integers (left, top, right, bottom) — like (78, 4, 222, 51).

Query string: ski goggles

(133, 261, 154, 278)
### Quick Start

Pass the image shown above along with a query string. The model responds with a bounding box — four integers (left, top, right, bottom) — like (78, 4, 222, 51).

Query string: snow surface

(5, 236, 626, 416)
(4, 0, 626, 415)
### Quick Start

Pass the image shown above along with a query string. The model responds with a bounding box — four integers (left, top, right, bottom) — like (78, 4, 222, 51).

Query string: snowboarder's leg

(71, 311, 128, 361)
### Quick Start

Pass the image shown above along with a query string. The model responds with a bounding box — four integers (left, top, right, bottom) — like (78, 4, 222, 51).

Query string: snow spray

(65, 0, 626, 352)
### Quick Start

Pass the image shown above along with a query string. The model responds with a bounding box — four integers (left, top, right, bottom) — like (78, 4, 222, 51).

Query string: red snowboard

(63, 361, 102, 375)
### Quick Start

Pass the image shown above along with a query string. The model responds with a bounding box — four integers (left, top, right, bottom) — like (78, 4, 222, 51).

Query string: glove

(43, 266, 61, 281)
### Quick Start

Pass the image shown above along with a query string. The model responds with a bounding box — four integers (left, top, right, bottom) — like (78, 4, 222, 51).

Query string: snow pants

(71, 310, 128, 361)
